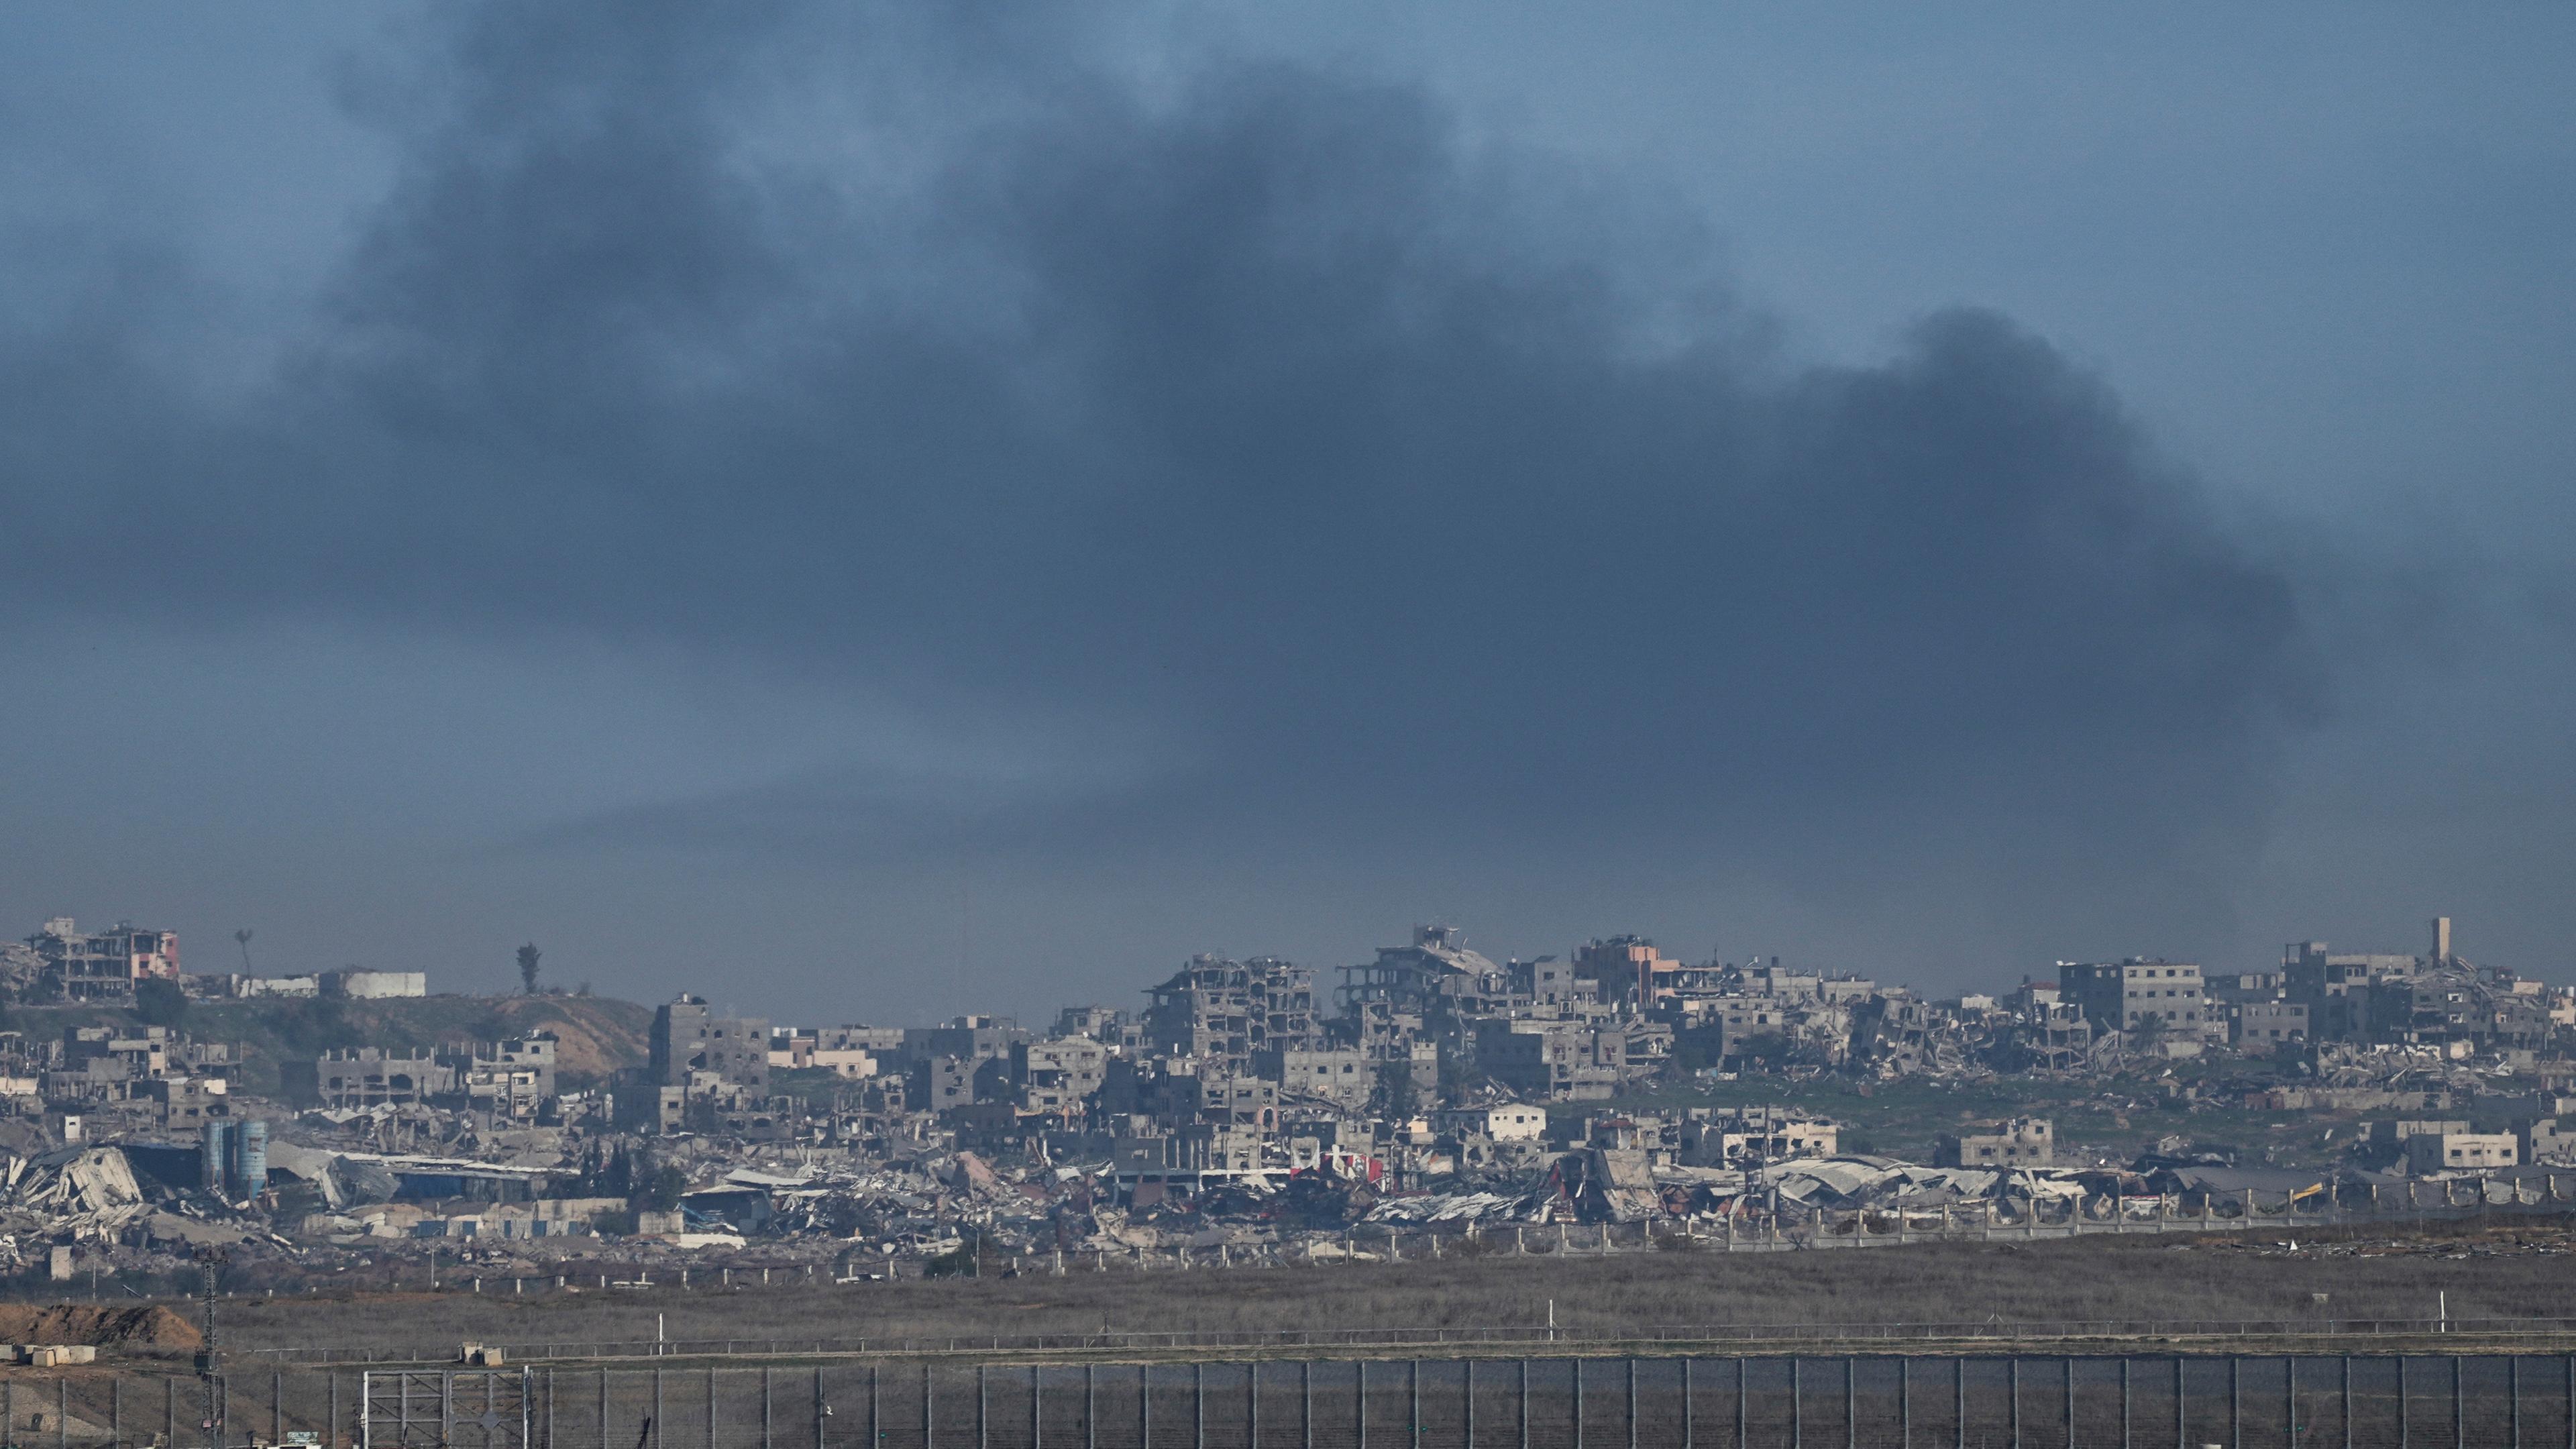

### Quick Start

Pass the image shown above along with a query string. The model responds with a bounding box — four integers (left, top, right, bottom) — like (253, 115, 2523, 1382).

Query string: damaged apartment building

(21, 918, 180, 1002)
(2218, 919, 2555, 1056)
(632, 995, 774, 1132)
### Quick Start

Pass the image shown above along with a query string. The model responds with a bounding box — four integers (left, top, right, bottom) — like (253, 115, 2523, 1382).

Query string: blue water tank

(232, 1118, 268, 1198)
(200, 1121, 230, 1194)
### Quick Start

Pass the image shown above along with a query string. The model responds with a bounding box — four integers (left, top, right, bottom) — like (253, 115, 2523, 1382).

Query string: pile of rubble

(0, 1146, 150, 1244)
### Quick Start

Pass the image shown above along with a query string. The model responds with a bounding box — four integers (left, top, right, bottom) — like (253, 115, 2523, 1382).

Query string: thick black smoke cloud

(0, 3, 2328, 925)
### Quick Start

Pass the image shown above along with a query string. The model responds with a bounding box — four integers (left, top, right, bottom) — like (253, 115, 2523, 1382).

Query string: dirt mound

(0, 1304, 202, 1353)
(316, 996, 651, 1081)
(488, 998, 649, 1078)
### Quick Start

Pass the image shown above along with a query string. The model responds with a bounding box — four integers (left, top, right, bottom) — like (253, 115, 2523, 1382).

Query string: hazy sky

(3, 4, 2570, 1020)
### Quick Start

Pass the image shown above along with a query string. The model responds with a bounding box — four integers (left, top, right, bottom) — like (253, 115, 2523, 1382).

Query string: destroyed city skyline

(5, 3, 2576, 1410)
(5, 4, 2576, 1023)
(2, 892, 2571, 1319)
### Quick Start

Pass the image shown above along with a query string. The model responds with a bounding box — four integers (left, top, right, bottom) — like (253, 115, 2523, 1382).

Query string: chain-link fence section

(0, 1354, 2567, 1449)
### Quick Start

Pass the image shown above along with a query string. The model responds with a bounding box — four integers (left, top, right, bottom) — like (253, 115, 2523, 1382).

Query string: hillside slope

(8, 992, 653, 1094)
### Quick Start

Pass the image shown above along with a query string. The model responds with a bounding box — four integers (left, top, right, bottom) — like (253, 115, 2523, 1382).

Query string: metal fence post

(713, 1366, 722, 1449)
(1194, 1365, 1203, 1449)
(1790, 1358, 1800, 1449)
(1847, 1360, 1857, 1449)
(2510, 1356, 2520, 1449)
(1141, 1368, 1150, 1449)
(1517, 1362, 1528, 1449)
(2118, 1360, 2128, 1449)
(1084, 1366, 1093, 1449)
(1957, 1358, 1966, 1449)
(1629, 1362, 1638, 1449)
(2175, 1359, 2184, 1449)
(926, 1364, 934, 1449)
(2453, 1357, 2464, 1449)
(1572, 1360, 1582, 1449)
(1411, 1364, 1419, 1449)
(2343, 1357, 2352, 1449)
(2229, 1357, 2239, 1449)
(1898, 1359, 1909, 1449)
(1247, 1364, 1254, 1449)
(2063, 1359, 2073, 1449)
(655, 1371, 665, 1449)
(1354, 1362, 1362, 1449)
(2398, 1357, 2408, 1449)
(2009, 1358, 2019, 1449)
(1034, 1366, 1043, 1449)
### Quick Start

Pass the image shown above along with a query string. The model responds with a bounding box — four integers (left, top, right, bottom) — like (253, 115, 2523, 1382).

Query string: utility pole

(195, 1249, 227, 1449)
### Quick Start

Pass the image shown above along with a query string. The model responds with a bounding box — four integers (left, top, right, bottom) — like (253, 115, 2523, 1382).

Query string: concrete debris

(1363, 1191, 1534, 1225)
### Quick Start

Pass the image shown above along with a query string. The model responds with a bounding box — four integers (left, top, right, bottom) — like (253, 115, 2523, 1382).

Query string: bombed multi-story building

(284, 1048, 457, 1110)
(1936, 1116, 2055, 1168)
(1338, 926, 1522, 1020)
(650, 995, 771, 1092)
(1572, 936, 1681, 1012)
(1473, 1018, 1625, 1101)
(2057, 959, 2224, 1044)
(26, 919, 179, 1002)
(899, 1016, 1028, 1071)
(1258, 1047, 1375, 1112)
(451, 1036, 558, 1119)
(2282, 919, 2552, 1050)
(1144, 955, 1320, 1075)
(1010, 1036, 1110, 1121)
(2284, 938, 2423, 1038)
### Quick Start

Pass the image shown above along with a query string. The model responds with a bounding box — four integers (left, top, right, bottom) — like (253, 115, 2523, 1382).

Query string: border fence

(5, 1354, 2576, 1449)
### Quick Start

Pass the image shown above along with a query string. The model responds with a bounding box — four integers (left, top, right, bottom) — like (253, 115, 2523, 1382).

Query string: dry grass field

(198, 1218, 2576, 1360)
